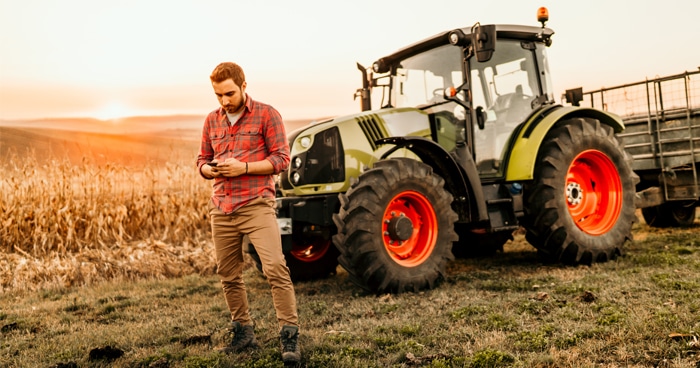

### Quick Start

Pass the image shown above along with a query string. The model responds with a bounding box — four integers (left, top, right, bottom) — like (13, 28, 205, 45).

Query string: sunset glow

(93, 101, 133, 121)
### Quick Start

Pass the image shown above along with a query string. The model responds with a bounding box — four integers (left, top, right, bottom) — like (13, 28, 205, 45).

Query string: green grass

(1, 223, 700, 367)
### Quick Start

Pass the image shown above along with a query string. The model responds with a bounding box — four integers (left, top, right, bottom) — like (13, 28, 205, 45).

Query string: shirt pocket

(210, 130, 228, 154)
(235, 126, 264, 154)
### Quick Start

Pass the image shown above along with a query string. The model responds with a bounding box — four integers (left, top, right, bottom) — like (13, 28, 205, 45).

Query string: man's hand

(204, 162, 220, 178)
(214, 157, 247, 177)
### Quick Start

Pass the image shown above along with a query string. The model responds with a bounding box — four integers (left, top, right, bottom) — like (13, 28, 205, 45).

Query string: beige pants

(209, 197, 298, 328)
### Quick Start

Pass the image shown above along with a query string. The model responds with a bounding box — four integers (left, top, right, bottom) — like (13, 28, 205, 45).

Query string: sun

(94, 101, 132, 121)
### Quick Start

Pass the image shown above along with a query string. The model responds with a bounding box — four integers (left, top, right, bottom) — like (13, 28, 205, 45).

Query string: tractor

(246, 8, 639, 294)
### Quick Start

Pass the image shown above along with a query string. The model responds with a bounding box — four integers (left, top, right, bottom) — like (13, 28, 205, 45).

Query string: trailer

(565, 69, 700, 226)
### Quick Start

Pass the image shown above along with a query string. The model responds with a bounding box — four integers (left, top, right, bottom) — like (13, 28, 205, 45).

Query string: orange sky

(1, 0, 699, 122)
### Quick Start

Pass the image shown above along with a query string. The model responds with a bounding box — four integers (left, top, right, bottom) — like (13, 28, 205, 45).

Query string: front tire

(523, 118, 638, 264)
(332, 158, 458, 294)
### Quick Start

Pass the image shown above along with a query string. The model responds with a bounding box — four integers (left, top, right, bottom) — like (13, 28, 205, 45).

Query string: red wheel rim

(565, 149, 622, 235)
(290, 234, 330, 263)
(382, 190, 438, 267)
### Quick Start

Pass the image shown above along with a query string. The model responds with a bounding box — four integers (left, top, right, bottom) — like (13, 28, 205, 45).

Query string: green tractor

(246, 9, 638, 293)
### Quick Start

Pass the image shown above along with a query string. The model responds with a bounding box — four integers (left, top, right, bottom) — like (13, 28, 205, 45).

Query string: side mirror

(475, 106, 487, 130)
(471, 23, 496, 62)
(355, 62, 371, 111)
(565, 87, 583, 107)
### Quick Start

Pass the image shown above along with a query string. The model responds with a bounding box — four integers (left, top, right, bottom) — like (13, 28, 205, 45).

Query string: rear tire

(642, 201, 698, 227)
(332, 158, 458, 294)
(523, 118, 638, 264)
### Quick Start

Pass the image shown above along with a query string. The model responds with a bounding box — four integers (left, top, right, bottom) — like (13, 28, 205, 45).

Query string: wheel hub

(566, 182, 583, 205)
(386, 213, 414, 241)
(565, 149, 623, 235)
(381, 189, 438, 267)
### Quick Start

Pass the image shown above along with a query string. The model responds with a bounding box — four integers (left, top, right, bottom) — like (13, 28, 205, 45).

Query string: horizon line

(0, 113, 321, 124)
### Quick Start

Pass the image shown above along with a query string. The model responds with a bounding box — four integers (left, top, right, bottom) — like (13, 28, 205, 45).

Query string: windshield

(374, 44, 463, 109)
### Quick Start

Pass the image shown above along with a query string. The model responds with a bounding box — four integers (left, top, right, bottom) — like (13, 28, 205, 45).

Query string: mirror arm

(444, 82, 471, 113)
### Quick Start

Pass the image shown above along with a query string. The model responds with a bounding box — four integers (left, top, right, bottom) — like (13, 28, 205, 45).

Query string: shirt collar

(243, 93, 252, 111)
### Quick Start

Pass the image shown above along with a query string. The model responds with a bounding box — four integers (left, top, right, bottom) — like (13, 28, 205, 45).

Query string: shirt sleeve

(263, 107, 290, 174)
(196, 113, 215, 179)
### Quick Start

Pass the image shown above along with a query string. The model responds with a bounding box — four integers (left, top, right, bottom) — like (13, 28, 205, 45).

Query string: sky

(1, 0, 699, 122)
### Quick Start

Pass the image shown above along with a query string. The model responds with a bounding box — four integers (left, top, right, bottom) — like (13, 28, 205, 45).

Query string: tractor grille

(357, 115, 387, 151)
(281, 126, 346, 190)
(304, 126, 345, 184)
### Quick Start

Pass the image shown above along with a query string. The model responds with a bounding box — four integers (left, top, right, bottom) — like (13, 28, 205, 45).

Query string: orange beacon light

(537, 7, 549, 27)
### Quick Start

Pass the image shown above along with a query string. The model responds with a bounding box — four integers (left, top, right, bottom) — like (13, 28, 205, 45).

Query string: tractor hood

(279, 107, 432, 197)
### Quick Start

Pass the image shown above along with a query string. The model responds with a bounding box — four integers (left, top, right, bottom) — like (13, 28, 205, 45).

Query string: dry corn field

(0, 147, 217, 292)
(0, 120, 312, 293)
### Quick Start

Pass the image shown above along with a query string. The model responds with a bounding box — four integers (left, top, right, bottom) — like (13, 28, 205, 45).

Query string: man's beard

(223, 102, 242, 113)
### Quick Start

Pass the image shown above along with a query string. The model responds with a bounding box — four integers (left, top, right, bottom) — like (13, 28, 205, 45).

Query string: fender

(376, 136, 489, 223)
(505, 105, 626, 181)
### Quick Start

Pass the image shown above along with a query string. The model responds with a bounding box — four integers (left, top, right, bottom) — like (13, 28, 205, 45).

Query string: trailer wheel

(641, 201, 698, 227)
(247, 225, 339, 281)
(332, 158, 458, 294)
(523, 118, 638, 264)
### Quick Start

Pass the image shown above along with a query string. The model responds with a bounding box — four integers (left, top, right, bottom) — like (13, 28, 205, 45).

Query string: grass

(1, 223, 699, 367)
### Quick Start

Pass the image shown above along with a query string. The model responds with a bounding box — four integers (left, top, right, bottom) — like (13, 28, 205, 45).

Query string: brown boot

(279, 325, 301, 363)
(218, 321, 258, 353)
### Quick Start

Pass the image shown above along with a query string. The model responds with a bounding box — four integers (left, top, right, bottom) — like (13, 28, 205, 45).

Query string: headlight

(292, 172, 301, 184)
(293, 156, 302, 169)
(300, 136, 311, 148)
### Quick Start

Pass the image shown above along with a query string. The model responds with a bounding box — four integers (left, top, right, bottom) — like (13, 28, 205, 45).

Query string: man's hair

(210, 62, 246, 87)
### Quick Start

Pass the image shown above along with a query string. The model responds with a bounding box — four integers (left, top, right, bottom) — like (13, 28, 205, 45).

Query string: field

(1, 121, 699, 367)
(0, 117, 311, 291)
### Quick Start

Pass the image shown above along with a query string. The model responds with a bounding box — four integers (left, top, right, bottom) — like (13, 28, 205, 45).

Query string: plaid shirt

(197, 94, 289, 214)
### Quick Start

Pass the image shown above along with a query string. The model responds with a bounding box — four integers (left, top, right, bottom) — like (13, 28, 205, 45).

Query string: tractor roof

(373, 24, 554, 70)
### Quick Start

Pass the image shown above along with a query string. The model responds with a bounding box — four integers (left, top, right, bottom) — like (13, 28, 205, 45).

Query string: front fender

(505, 105, 625, 181)
(376, 136, 488, 223)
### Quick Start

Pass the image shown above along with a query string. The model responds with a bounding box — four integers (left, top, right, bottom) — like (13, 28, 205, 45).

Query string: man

(197, 62, 300, 364)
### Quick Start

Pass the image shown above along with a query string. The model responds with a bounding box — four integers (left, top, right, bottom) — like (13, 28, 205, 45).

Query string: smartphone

(207, 162, 218, 167)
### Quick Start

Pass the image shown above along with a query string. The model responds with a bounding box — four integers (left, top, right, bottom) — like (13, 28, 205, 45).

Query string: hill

(0, 116, 316, 167)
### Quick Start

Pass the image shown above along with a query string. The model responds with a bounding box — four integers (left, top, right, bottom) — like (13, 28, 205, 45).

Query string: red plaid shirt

(197, 94, 289, 214)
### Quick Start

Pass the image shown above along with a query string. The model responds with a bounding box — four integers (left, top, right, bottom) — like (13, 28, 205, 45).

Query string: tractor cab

(356, 21, 555, 178)
(467, 32, 555, 176)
